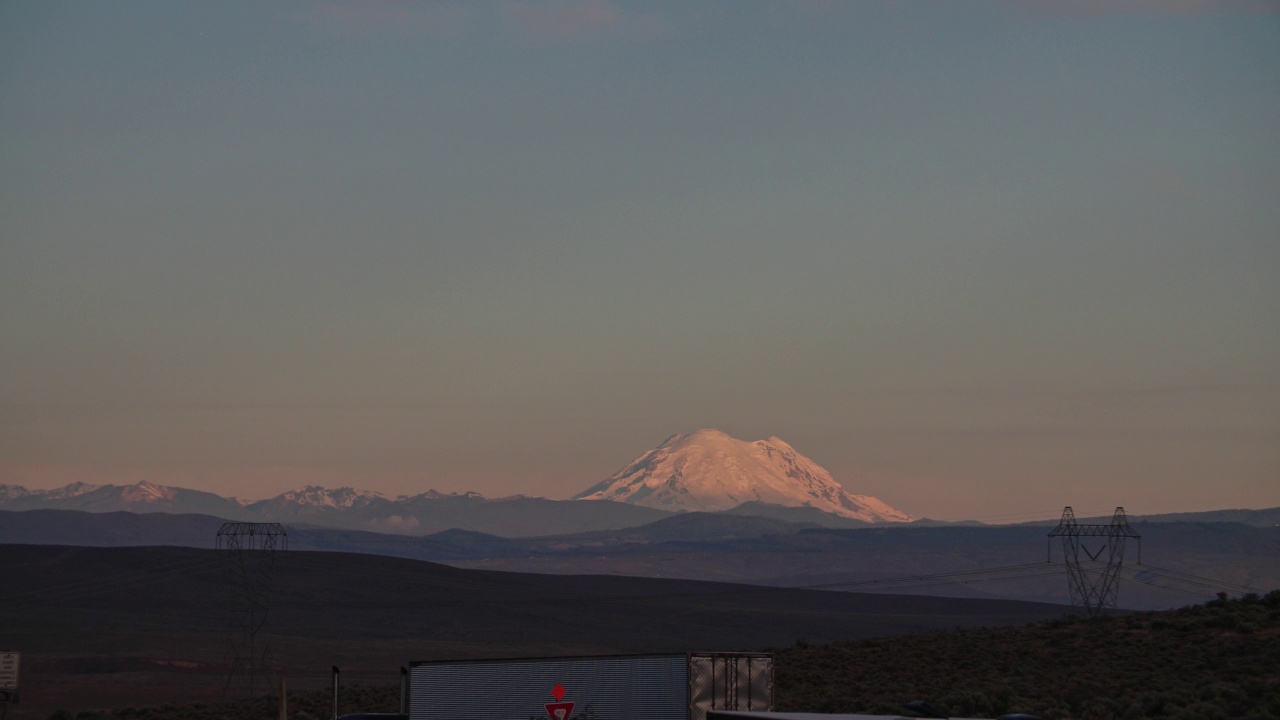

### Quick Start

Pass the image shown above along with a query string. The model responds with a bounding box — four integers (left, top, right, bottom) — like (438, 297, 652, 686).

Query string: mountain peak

(574, 429, 913, 523)
(0, 484, 32, 501)
(679, 428, 732, 441)
(121, 480, 176, 503)
(269, 485, 389, 509)
(40, 481, 103, 500)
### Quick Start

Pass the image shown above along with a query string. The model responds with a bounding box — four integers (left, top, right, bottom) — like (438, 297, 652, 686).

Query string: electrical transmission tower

(216, 522, 287, 698)
(1048, 507, 1140, 617)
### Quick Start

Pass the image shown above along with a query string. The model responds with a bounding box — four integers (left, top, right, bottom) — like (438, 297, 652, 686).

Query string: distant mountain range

(0, 480, 248, 517)
(0, 429, 917, 534)
(0, 480, 678, 536)
(1, 431, 1274, 615)
(2, 427, 1272, 543)
(3, 506, 1277, 612)
(0, 478, 896, 536)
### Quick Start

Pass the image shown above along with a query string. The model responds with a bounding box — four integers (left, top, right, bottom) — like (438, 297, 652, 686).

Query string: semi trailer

(408, 652, 772, 720)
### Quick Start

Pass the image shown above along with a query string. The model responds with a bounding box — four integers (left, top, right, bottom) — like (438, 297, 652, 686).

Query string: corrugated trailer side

(408, 652, 772, 720)
(410, 654, 688, 720)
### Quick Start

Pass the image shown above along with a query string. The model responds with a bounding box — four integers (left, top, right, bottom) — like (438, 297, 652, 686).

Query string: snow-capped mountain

(574, 429, 913, 523)
(0, 485, 32, 502)
(0, 480, 672, 536)
(250, 485, 394, 513)
(0, 431, 914, 534)
(26, 481, 102, 500)
(119, 480, 177, 503)
(0, 480, 244, 516)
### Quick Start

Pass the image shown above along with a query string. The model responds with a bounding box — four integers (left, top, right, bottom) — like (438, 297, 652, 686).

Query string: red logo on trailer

(544, 683, 575, 720)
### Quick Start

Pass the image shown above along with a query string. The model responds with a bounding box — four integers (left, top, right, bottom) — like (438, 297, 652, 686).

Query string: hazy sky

(2, 0, 1277, 521)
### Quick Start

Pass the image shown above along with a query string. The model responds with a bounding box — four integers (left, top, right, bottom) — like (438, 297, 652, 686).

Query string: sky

(1, 0, 1277, 522)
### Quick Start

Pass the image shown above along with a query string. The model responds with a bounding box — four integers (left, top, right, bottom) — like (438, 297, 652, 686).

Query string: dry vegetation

(773, 591, 1280, 720)
(47, 592, 1280, 720)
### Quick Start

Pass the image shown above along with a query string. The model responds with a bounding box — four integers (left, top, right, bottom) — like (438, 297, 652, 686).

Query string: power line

(1117, 571, 1217, 599)
(0, 555, 235, 606)
(800, 562, 1054, 591)
(839, 568, 1068, 594)
(0, 554, 227, 601)
(1126, 565, 1263, 595)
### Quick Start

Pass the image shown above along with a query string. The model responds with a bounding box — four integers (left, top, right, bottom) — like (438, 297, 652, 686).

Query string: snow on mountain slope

(0, 482, 672, 536)
(574, 429, 913, 523)
(0, 485, 33, 501)
(0, 481, 243, 515)
(22, 482, 103, 500)
(120, 481, 176, 503)
(246, 485, 394, 515)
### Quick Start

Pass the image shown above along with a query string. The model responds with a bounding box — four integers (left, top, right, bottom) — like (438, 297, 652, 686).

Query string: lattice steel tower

(1048, 507, 1140, 617)
(216, 522, 287, 698)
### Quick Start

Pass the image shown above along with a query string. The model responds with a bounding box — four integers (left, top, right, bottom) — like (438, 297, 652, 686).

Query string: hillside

(4, 510, 1276, 611)
(0, 543, 1069, 720)
(35, 593, 1280, 720)
(774, 591, 1280, 719)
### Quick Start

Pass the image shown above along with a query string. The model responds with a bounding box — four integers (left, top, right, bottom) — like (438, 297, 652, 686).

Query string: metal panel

(409, 654, 689, 720)
(687, 653, 773, 720)
(0, 652, 18, 691)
